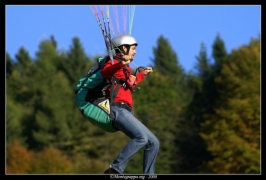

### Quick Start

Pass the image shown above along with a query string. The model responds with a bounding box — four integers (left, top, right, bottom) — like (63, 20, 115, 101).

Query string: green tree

(6, 95, 26, 148)
(6, 49, 35, 148)
(151, 35, 183, 76)
(172, 42, 213, 173)
(176, 36, 229, 173)
(195, 42, 213, 76)
(200, 38, 260, 173)
(212, 33, 228, 74)
(151, 35, 190, 105)
(15, 47, 32, 76)
(6, 52, 14, 78)
(50, 35, 57, 48)
(58, 36, 92, 87)
(18, 40, 74, 151)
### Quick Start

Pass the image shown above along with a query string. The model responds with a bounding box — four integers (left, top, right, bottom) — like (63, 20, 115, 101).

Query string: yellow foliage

(29, 147, 74, 174)
(6, 140, 32, 174)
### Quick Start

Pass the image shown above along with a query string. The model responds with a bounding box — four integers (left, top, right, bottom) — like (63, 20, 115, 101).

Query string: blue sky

(6, 5, 260, 73)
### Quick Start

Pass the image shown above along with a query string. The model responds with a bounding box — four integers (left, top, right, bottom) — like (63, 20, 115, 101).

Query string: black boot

(104, 167, 120, 174)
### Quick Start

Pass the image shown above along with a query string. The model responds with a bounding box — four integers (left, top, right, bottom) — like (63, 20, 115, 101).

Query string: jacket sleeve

(134, 71, 145, 85)
(101, 59, 124, 78)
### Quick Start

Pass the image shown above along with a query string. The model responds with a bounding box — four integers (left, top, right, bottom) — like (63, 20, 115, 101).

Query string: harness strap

(103, 76, 120, 131)
(109, 76, 122, 107)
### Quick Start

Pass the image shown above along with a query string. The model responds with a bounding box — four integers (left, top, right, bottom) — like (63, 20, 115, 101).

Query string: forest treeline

(6, 33, 260, 174)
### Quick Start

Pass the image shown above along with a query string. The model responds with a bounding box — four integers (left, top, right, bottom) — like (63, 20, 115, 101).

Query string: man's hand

(143, 67, 153, 75)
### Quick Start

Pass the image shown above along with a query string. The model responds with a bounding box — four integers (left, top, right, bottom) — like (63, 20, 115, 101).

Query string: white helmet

(111, 34, 138, 47)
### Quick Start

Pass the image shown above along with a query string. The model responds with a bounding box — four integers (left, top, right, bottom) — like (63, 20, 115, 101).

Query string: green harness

(75, 56, 122, 132)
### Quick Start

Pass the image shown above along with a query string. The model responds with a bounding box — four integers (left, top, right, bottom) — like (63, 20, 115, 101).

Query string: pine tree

(15, 47, 32, 76)
(174, 42, 214, 173)
(200, 38, 260, 173)
(151, 35, 183, 76)
(18, 40, 74, 151)
(6, 52, 14, 78)
(58, 37, 92, 87)
(6, 49, 34, 148)
(6, 94, 26, 148)
(212, 33, 228, 74)
(177, 36, 229, 173)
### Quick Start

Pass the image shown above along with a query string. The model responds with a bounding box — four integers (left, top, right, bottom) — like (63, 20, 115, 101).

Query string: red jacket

(101, 56, 145, 108)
